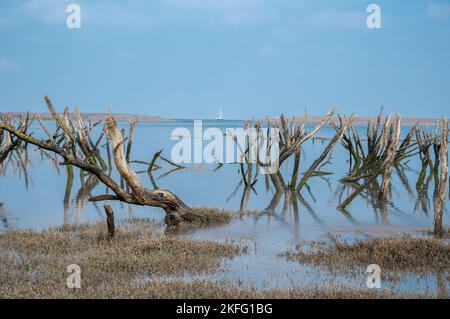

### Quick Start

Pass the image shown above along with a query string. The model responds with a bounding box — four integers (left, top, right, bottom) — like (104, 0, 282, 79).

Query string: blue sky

(0, 0, 449, 119)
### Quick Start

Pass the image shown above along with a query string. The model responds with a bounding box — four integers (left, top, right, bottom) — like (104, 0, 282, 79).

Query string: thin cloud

(15, 0, 157, 28)
(305, 10, 367, 30)
(161, 0, 278, 25)
(18, 0, 70, 24)
(428, 2, 450, 19)
(13, 0, 276, 28)
(0, 58, 19, 71)
(0, 18, 11, 27)
(258, 44, 279, 56)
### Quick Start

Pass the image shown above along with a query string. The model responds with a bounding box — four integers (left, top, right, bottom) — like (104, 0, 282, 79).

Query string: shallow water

(0, 120, 449, 296)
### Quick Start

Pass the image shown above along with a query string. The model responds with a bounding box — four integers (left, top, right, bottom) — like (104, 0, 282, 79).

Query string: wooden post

(103, 204, 115, 239)
(434, 118, 448, 238)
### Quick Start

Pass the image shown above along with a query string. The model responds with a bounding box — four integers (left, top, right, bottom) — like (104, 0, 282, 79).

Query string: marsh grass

(426, 227, 450, 239)
(0, 219, 443, 298)
(0, 219, 246, 298)
(167, 206, 262, 232)
(107, 279, 425, 299)
(282, 235, 450, 275)
(190, 206, 234, 225)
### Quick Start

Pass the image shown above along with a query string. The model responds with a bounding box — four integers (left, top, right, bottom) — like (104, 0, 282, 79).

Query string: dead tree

(243, 108, 336, 190)
(0, 114, 30, 163)
(415, 128, 435, 191)
(297, 115, 352, 191)
(434, 118, 448, 237)
(270, 109, 336, 167)
(378, 114, 401, 201)
(338, 111, 417, 209)
(0, 96, 209, 226)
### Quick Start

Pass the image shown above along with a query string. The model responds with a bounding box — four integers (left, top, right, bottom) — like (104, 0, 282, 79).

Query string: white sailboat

(215, 107, 224, 120)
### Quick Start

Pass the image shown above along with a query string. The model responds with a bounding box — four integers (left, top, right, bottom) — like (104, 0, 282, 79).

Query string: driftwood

(434, 118, 448, 237)
(0, 96, 207, 226)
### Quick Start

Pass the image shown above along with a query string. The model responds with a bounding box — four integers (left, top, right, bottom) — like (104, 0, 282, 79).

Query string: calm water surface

(1, 120, 448, 295)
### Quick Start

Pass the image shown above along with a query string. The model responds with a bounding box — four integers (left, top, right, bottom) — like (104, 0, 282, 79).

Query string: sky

(0, 0, 449, 119)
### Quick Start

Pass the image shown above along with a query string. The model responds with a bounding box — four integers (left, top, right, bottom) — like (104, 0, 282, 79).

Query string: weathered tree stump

(434, 118, 448, 238)
(103, 204, 115, 239)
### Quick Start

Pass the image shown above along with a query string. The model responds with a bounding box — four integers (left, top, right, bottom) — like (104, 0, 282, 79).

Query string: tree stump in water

(103, 205, 115, 239)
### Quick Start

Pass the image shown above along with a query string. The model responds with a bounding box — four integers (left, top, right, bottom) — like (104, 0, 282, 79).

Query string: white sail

(216, 107, 224, 120)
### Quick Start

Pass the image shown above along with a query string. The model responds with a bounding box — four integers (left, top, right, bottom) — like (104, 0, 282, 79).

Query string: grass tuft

(282, 235, 450, 274)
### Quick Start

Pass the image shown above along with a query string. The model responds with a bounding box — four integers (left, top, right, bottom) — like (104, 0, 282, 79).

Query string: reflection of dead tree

(395, 164, 415, 200)
(256, 109, 336, 189)
(0, 96, 210, 227)
(262, 186, 336, 241)
(0, 203, 9, 229)
(415, 129, 434, 191)
(76, 172, 100, 211)
(63, 165, 74, 228)
(0, 142, 34, 191)
(133, 149, 185, 190)
(0, 115, 30, 164)
(228, 109, 341, 213)
(436, 272, 447, 298)
(414, 183, 431, 215)
(338, 111, 417, 209)
(226, 180, 243, 203)
(296, 115, 351, 191)
(433, 119, 448, 238)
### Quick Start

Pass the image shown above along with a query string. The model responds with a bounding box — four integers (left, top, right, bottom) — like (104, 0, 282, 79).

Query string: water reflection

(0, 121, 448, 234)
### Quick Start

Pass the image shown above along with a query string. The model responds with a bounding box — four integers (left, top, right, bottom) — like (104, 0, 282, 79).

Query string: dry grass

(282, 235, 450, 274)
(169, 206, 261, 232)
(90, 279, 426, 299)
(0, 220, 444, 299)
(0, 219, 246, 298)
(191, 206, 234, 225)
(426, 227, 450, 239)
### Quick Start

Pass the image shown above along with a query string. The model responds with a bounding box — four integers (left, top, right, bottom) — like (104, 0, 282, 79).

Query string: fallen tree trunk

(0, 96, 207, 227)
(102, 115, 207, 225)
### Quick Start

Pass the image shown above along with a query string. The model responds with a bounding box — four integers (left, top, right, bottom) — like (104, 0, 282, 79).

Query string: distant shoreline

(0, 112, 176, 123)
(0, 112, 444, 125)
(260, 116, 443, 126)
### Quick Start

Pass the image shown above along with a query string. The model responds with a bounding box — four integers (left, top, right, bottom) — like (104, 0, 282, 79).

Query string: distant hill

(0, 112, 176, 123)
